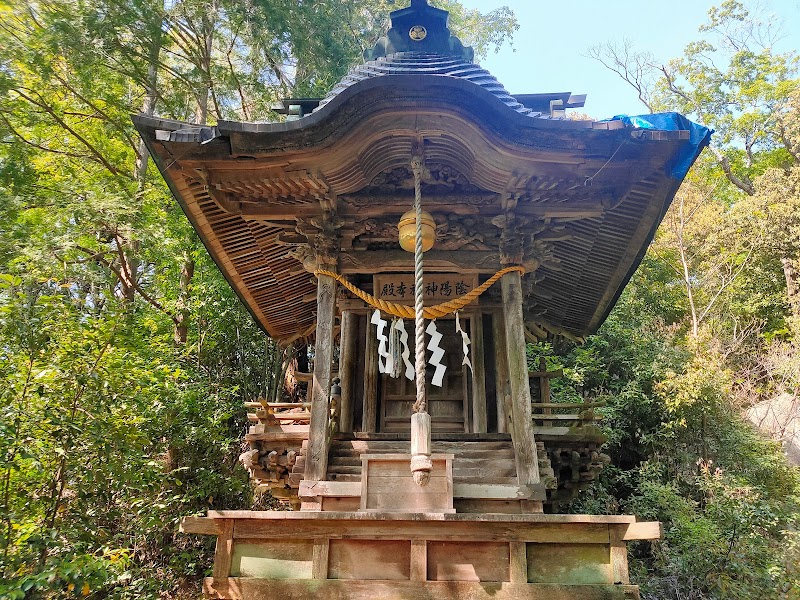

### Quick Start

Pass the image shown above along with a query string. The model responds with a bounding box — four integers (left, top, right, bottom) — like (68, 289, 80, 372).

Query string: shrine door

(379, 317, 471, 433)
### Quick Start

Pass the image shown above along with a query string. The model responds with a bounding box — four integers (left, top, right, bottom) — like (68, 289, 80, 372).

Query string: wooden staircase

(326, 438, 517, 484)
(241, 356, 608, 511)
(292, 438, 518, 485)
(292, 435, 550, 513)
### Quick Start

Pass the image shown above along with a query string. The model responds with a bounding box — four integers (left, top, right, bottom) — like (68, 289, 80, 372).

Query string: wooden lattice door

(379, 319, 470, 433)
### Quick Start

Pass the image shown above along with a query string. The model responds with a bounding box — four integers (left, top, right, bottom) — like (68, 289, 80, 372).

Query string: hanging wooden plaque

(373, 273, 479, 306)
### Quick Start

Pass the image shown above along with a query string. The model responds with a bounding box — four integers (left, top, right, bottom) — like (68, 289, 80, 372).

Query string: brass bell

(398, 210, 436, 253)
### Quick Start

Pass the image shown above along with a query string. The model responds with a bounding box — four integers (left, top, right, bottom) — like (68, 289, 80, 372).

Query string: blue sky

(459, 0, 800, 119)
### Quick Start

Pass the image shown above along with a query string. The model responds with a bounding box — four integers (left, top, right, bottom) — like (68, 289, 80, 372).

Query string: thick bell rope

(409, 155, 433, 486)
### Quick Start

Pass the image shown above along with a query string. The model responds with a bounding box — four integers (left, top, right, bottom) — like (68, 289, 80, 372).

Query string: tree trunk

(114, 237, 140, 304)
(173, 255, 195, 344)
(135, 38, 162, 182)
(782, 257, 800, 319)
(195, 13, 215, 125)
(121, 252, 140, 303)
(674, 195, 700, 337)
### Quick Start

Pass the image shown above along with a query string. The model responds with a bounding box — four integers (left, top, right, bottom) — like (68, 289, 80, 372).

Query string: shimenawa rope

(314, 265, 525, 320)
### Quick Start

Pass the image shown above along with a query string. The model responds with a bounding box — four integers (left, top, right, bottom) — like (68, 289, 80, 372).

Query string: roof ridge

(314, 52, 538, 118)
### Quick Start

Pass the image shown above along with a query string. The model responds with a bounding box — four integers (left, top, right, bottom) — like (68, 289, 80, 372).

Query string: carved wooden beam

(516, 203, 604, 219)
(338, 250, 501, 274)
(341, 199, 493, 218)
(493, 198, 524, 267)
(206, 188, 606, 222)
(248, 200, 604, 221)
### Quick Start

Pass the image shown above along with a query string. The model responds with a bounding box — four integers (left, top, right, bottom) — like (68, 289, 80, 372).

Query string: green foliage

(651, 0, 799, 184)
(579, 12, 800, 592)
(0, 272, 255, 598)
(0, 1, 518, 597)
(3, 0, 798, 598)
(562, 274, 800, 598)
(560, 41, 800, 573)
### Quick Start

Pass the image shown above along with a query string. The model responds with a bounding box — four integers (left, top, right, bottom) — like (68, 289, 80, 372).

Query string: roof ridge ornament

(365, 0, 474, 63)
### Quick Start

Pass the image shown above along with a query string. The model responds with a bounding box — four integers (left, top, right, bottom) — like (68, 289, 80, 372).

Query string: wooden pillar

(471, 312, 487, 434)
(305, 273, 338, 483)
(492, 311, 511, 434)
(410, 539, 427, 581)
(538, 357, 551, 404)
(312, 538, 330, 580)
(338, 309, 357, 433)
(362, 314, 378, 433)
(531, 356, 564, 427)
(509, 541, 528, 583)
(501, 270, 540, 486)
(212, 519, 234, 581)
(610, 527, 630, 584)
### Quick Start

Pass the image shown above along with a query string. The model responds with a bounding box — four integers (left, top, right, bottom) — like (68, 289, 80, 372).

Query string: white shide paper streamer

(455, 311, 473, 373)
(394, 319, 415, 381)
(426, 320, 447, 387)
(371, 309, 390, 374)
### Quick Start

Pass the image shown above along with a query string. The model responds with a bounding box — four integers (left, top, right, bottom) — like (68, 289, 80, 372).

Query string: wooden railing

(531, 401, 606, 427)
(245, 368, 338, 428)
(528, 357, 606, 430)
(246, 401, 312, 425)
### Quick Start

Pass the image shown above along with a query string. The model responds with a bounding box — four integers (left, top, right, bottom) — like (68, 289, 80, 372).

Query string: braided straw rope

(314, 264, 525, 320)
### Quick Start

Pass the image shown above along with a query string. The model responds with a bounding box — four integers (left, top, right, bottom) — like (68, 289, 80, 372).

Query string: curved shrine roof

(133, 1, 710, 343)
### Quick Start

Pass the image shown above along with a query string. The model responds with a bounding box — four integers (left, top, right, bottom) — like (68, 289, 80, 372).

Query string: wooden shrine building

(134, 1, 710, 598)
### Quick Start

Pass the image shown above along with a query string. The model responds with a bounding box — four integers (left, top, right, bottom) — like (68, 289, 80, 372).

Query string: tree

(652, 178, 756, 338)
(589, 1, 800, 337)
(579, 7, 800, 596)
(590, 1, 799, 193)
(747, 91, 800, 322)
(0, 1, 519, 596)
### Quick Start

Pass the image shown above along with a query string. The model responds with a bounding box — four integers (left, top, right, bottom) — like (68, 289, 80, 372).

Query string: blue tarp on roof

(605, 112, 713, 180)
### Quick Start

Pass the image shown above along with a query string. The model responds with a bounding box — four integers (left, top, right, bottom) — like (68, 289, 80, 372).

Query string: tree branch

(74, 243, 178, 322)
(10, 87, 133, 181)
(586, 40, 656, 113)
(50, 71, 142, 159)
(708, 146, 756, 195)
(0, 113, 101, 163)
